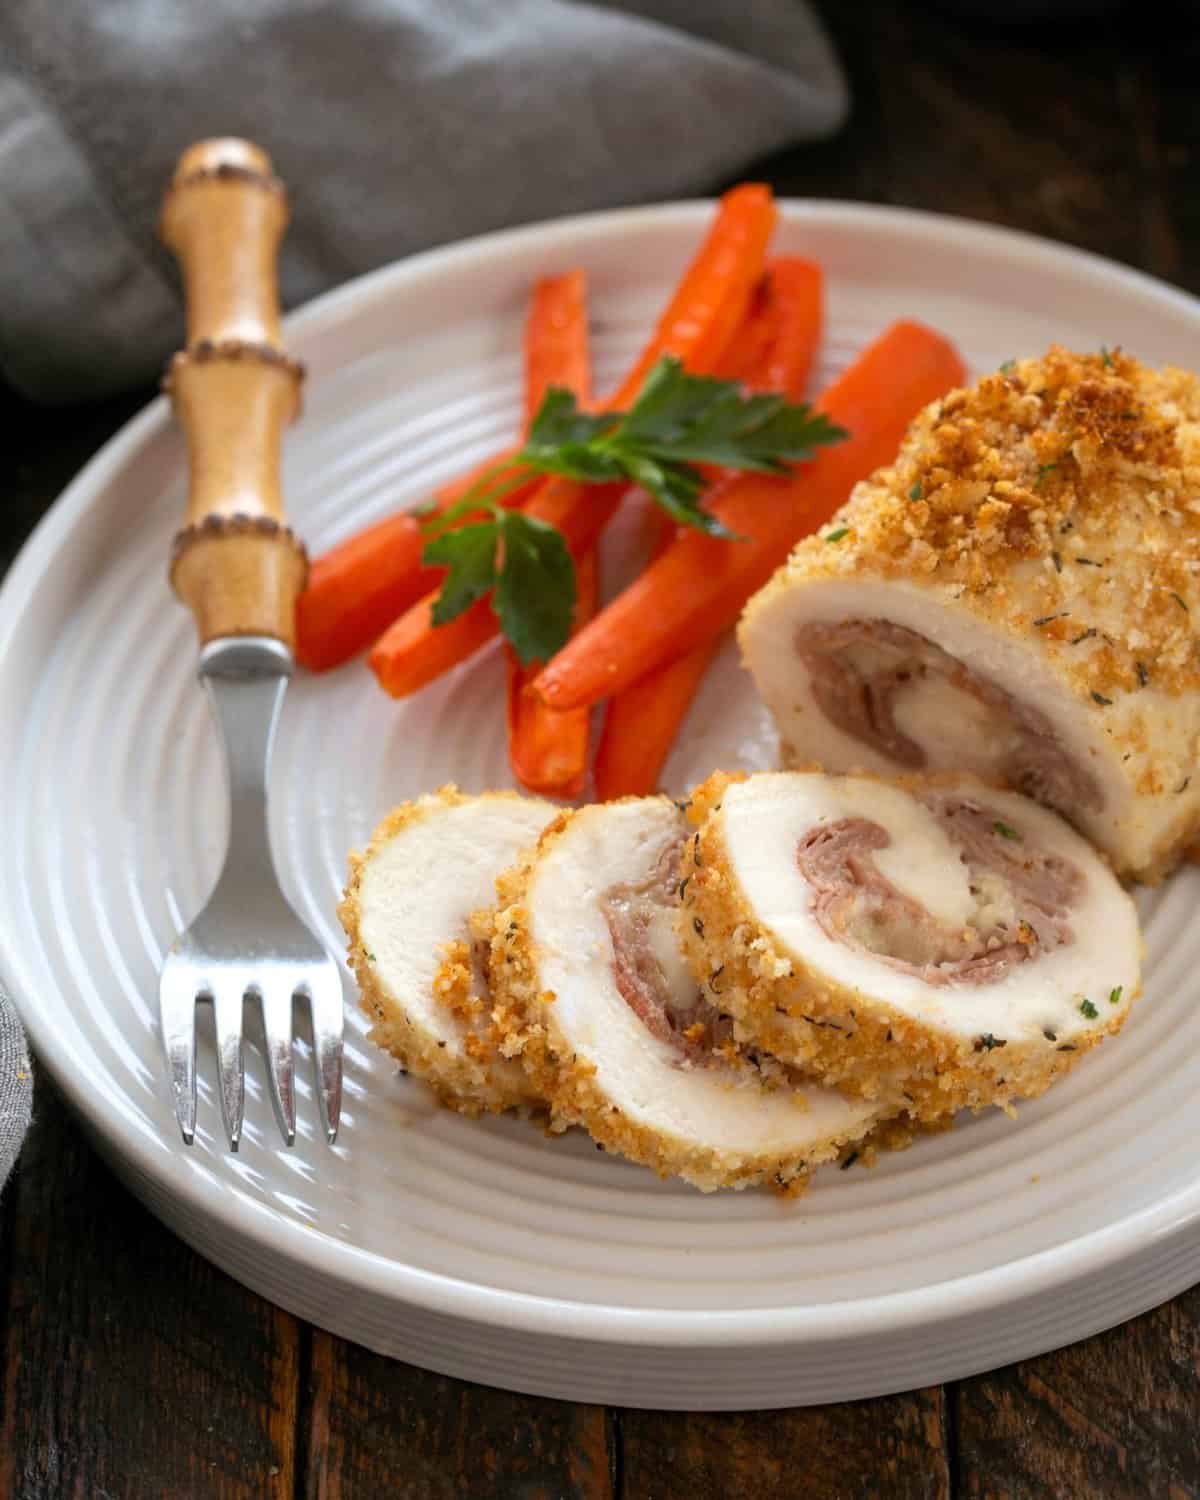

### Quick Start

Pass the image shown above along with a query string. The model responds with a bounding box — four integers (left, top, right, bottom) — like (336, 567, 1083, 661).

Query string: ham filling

(601, 838, 733, 1061)
(796, 619, 1103, 815)
(796, 794, 1083, 985)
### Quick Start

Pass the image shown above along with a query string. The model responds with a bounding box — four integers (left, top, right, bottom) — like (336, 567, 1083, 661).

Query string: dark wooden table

(3, 4, 1199, 1495)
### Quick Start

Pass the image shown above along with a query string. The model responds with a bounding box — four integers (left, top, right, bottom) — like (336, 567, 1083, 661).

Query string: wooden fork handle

(160, 138, 307, 649)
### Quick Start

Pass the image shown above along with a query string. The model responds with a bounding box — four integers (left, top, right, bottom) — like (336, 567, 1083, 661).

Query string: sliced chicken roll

(339, 786, 556, 1115)
(480, 796, 882, 1193)
(740, 348, 1200, 882)
(678, 770, 1141, 1121)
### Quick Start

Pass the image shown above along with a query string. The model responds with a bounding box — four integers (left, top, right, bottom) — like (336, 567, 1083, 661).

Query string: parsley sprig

(421, 356, 847, 662)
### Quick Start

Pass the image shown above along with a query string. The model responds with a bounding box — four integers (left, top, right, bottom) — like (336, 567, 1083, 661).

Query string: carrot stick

(369, 187, 777, 699)
(593, 636, 719, 800)
(295, 446, 531, 672)
(304, 191, 776, 676)
(299, 273, 591, 674)
(534, 320, 967, 712)
(591, 259, 827, 796)
(712, 276, 774, 388)
(753, 258, 824, 397)
(368, 593, 500, 693)
(717, 258, 822, 399)
(508, 551, 598, 797)
(524, 271, 590, 423)
(508, 273, 595, 796)
(608, 183, 776, 408)
(368, 475, 630, 699)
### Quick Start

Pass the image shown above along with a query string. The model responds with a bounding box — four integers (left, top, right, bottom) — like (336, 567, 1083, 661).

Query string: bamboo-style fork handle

(160, 138, 307, 647)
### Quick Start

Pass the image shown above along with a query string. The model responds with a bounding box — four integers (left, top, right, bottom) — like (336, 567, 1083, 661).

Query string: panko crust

(480, 804, 882, 1194)
(675, 772, 1134, 1123)
(740, 349, 1200, 878)
(338, 784, 539, 1117)
(749, 347, 1200, 698)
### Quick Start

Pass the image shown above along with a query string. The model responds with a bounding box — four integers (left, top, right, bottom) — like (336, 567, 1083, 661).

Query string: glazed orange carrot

(590, 258, 827, 794)
(593, 636, 719, 800)
(508, 272, 595, 795)
(295, 446, 531, 672)
(534, 321, 967, 711)
(752, 258, 823, 397)
(524, 271, 590, 424)
(371, 476, 630, 699)
(306, 191, 775, 676)
(713, 277, 774, 387)
(717, 258, 823, 398)
(508, 551, 599, 797)
(609, 183, 777, 408)
(299, 274, 592, 673)
(369, 593, 499, 692)
(369, 188, 777, 699)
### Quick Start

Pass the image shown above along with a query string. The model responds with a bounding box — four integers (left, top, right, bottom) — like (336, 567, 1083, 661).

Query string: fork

(157, 138, 343, 1149)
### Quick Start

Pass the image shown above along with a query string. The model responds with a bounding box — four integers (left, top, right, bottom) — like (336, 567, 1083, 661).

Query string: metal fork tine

(160, 966, 199, 1145)
(213, 982, 246, 1150)
(260, 982, 296, 1146)
(306, 968, 344, 1143)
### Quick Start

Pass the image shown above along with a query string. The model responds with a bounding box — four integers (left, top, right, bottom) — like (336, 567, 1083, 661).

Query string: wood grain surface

(1, 3, 1197, 1496)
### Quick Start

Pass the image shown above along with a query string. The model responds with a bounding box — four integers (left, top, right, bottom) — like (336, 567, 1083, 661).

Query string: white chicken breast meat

(339, 786, 556, 1115)
(677, 770, 1142, 1121)
(480, 795, 883, 1193)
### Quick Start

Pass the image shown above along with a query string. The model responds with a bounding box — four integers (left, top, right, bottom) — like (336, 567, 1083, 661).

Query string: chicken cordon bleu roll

(479, 796, 882, 1193)
(740, 348, 1200, 881)
(677, 771, 1141, 1121)
(340, 787, 556, 1115)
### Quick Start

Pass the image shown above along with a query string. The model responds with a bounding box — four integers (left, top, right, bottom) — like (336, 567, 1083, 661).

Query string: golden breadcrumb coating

(339, 785, 540, 1117)
(479, 804, 889, 1194)
(777, 347, 1200, 696)
(675, 772, 1136, 1123)
(740, 347, 1200, 880)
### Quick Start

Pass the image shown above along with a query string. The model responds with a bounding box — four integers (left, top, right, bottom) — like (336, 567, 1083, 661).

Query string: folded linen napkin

(0, 984, 32, 1189)
(0, 0, 846, 402)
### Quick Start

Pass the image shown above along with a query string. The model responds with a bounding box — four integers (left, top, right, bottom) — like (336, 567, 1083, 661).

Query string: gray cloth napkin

(0, 983, 32, 1189)
(0, 0, 847, 402)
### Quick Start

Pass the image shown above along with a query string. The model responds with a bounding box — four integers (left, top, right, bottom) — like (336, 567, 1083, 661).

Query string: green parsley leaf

(1100, 346, 1115, 369)
(422, 355, 849, 663)
(495, 511, 577, 665)
(1109, 986, 1123, 1006)
(999, 359, 1016, 375)
(992, 820, 1020, 840)
(825, 527, 849, 544)
(423, 521, 499, 625)
(1079, 997, 1099, 1019)
(909, 481, 922, 500)
(1035, 462, 1058, 489)
(516, 357, 846, 532)
(612, 357, 846, 469)
(524, 387, 620, 450)
(620, 451, 740, 539)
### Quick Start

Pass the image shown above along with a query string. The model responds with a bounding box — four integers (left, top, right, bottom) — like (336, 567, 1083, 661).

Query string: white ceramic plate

(3, 202, 1200, 1410)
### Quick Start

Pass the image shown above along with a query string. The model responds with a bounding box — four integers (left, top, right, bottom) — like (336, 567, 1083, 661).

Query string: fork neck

(199, 636, 292, 884)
